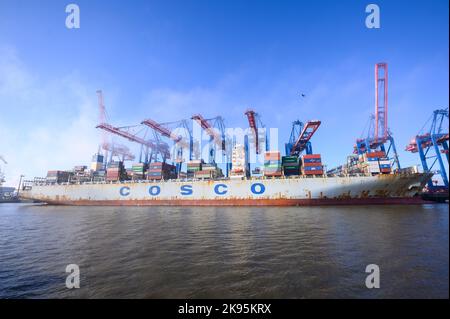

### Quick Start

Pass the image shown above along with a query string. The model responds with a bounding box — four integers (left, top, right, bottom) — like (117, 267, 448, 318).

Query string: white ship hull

(21, 173, 431, 206)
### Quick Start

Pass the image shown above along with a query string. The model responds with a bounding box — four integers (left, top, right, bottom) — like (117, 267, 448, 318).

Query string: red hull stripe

(41, 197, 431, 206)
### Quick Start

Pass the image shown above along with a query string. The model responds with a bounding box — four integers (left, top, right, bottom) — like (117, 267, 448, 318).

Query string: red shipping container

(150, 162, 164, 166)
(302, 154, 321, 159)
(302, 162, 323, 167)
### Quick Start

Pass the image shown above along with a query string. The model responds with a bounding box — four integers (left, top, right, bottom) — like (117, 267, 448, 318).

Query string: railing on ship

(29, 166, 419, 187)
(28, 173, 337, 187)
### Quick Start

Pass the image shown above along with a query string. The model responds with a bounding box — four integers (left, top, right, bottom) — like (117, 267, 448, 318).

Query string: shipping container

(365, 151, 386, 158)
(302, 154, 321, 159)
(302, 170, 324, 175)
(264, 151, 281, 161)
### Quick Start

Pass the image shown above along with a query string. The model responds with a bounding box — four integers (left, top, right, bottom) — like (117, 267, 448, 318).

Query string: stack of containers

(131, 163, 147, 180)
(46, 170, 72, 184)
(178, 171, 188, 179)
(346, 155, 363, 174)
(194, 170, 214, 179)
(378, 157, 391, 174)
(363, 151, 385, 175)
(146, 162, 177, 180)
(195, 163, 222, 179)
(282, 155, 300, 176)
(90, 154, 104, 172)
(92, 170, 106, 182)
(264, 151, 282, 177)
(230, 144, 246, 178)
(106, 161, 125, 181)
(72, 165, 92, 183)
(301, 154, 323, 176)
(187, 160, 203, 178)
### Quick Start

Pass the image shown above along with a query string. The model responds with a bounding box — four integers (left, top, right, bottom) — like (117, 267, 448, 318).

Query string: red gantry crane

(353, 63, 400, 170)
(96, 90, 135, 164)
(288, 120, 321, 156)
(96, 123, 170, 160)
(245, 109, 266, 154)
(191, 114, 225, 150)
(141, 119, 190, 149)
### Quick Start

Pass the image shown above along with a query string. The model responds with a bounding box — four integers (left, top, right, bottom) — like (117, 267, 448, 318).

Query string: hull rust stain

(21, 174, 432, 206)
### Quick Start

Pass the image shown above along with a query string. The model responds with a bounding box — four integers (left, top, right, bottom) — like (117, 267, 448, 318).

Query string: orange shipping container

(264, 152, 281, 161)
(366, 151, 386, 158)
(302, 170, 324, 175)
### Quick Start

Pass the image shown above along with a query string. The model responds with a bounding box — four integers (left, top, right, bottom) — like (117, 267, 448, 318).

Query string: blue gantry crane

(285, 120, 321, 156)
(142, 118, 193, 174)
(405, 108, 449, 190)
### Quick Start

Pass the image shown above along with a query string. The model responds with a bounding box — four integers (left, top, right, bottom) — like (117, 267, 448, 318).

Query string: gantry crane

(285, 120, 321, 156)
(245, 109, 269, 175)
(354, 63, 400, 170)
(102, 143, 135, 163)
(244, 109, 268, 154)
(405, 108, 449, 189)
(191, 114, 229, 175)
(96, 90, 136, 166)
(141, 118, 193, 173)
(96, 123, 170, 164)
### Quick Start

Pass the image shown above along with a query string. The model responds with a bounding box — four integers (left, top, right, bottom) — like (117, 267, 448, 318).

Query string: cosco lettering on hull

(119, 183, 267, 197)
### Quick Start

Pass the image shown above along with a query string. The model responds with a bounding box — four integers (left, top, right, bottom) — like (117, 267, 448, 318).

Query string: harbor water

(0, 203, 448, 298)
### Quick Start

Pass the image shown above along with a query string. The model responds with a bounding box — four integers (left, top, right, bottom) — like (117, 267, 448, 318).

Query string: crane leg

(432, 136, 449, 187)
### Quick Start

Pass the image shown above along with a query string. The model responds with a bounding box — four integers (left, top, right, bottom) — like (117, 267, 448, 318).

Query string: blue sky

(0, 0, 448, 185)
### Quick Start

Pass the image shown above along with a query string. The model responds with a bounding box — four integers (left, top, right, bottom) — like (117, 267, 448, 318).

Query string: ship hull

(34, 197, 429, 206)
(21, 173, 432, 206)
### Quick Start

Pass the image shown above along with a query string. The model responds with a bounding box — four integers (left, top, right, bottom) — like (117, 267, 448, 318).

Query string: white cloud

(0, 47, 100, 187)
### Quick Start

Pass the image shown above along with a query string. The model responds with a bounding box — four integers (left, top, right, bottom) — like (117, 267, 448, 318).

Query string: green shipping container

(282, 156, 298, 163)
(283, 165, 299, 170)
(264, 164, 281, 169)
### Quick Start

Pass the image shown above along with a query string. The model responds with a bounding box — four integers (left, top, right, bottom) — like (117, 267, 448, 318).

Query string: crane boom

(102, 142, 135, 161)
(142, 119, 174, 139)
(96, 123, 170, 158)
(290, 120, 321, 155)
(141, 119, 190, 148)
(245, 109, 260, 154)
(191, 114, 224, 149)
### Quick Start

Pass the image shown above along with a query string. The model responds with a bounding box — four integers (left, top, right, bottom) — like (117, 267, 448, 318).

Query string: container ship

(19, 62, 447, 206)
(20, 150, 432, 206)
